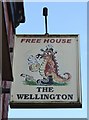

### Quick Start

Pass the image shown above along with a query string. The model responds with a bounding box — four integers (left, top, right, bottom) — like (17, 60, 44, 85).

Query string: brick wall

(1, 1, 25, 119)
(2, 1, 14, 119)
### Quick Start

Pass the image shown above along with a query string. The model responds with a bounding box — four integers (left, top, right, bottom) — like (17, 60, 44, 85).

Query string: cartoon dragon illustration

(21, 45, 71, 85)
(36, 45, 71, 83)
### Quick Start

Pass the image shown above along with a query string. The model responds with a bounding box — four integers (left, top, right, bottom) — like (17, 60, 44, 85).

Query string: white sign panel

(10, 34, 81, 108)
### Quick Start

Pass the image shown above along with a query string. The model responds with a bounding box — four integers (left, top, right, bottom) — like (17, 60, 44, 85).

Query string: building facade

(0, 1, 25, 119)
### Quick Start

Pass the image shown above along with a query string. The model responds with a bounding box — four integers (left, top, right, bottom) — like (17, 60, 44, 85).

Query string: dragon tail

(62, 72, 71, 81)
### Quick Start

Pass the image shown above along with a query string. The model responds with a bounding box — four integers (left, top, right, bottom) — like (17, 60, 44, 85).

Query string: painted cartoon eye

(48, 52, 51, 55)
(45, 53, 47, 55)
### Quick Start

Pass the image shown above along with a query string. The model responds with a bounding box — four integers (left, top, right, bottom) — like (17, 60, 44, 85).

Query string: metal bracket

(2, 88, 10, 94)
(9, 47, 13, 53)
(43, 7, 48, 34)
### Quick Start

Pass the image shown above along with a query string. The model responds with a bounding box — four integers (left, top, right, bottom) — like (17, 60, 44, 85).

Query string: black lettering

(68, 94, 73, 100)
(43, 94, 49, 99)
(29, 94, 35, 99)
(35, 94, 40, 99)
(17, 94, 24, 99)
(36, 87, 42, 92)
(56, 94, 61, 99)
(42, 87, 48, 92)
(62, 94, 67, 100)
(24, 94, 29, 99)
(49, 87, 54, 92)
(50, 94, 55, 99)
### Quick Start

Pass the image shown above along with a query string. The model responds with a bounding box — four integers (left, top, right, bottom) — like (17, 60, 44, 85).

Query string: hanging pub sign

(10, 34, 82, 108)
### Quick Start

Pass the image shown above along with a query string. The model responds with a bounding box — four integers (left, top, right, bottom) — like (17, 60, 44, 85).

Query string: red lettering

(50, 39, 55, 43)
(56, 39, 61, 43)
(20, 38, 71, 44)
(21, 39, 25, 43)
(62, 39, 66, 43)
(37, 39, 41, 43)
(44, 39, 49, 43)
(31, 39, 36, 43)
(67, 39, 71, 43)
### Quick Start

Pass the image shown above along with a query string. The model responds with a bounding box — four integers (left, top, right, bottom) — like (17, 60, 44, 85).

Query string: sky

(8, 2, 87, 118)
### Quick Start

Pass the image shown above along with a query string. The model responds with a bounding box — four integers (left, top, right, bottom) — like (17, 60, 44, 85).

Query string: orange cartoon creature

(36, 45, 71, 83)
